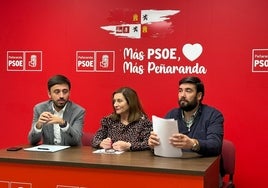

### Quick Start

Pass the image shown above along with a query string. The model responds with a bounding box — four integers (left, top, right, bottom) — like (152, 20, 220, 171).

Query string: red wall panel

(1, 0, 268, 187)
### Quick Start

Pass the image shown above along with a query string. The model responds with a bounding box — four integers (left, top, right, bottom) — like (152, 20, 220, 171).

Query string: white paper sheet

(152, 115, 182, 157)
(24, 144, 70, 152)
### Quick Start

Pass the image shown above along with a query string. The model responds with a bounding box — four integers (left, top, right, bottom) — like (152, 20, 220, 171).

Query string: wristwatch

(59, 120, 67, 128)
(191, 139, 200, 151)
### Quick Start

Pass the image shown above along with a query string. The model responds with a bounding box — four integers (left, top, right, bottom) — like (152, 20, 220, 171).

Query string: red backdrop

(1, 0, 268, 187)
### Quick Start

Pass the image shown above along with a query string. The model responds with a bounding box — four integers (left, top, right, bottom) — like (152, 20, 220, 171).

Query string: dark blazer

(165, 104, 224, 157)
(28, 100, 86, 146)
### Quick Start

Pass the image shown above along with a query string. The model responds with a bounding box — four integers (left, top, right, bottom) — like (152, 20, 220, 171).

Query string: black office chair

(221, 139, 236, 188)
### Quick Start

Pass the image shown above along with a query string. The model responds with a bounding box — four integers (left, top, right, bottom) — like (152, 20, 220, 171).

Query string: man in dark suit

(28, 74, 86, 146)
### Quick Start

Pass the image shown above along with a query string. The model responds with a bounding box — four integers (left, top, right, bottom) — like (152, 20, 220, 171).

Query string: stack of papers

(152, 115, 182, 158)
(24, 144, 70, 152)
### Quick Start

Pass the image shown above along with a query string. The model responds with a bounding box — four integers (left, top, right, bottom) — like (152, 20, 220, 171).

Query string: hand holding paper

(152, 115, 182, 157)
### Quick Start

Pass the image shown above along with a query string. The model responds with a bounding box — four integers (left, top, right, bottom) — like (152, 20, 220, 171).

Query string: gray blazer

(28, 100, 86, 146)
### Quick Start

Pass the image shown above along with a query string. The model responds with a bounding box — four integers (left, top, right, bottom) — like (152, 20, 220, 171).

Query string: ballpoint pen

(37, 147, 49, 150)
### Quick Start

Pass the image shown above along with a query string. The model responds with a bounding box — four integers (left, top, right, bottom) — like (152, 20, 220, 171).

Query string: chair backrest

(221, 139, 236, 187)
(82, 132, 94, 146)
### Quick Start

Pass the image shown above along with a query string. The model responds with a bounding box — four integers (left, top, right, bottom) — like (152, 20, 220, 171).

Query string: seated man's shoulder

(201, 104, 223, 116)
(68, 101, 85, 111)
(35, 100, 51, 108)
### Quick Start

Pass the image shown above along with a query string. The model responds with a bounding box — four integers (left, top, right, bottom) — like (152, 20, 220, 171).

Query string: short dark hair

(179, 76, 204, 101)
(47, 75, 71, 91)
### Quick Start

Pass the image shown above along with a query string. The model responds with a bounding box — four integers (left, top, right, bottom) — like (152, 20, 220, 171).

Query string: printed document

(24, 144, 70, 152)
(152, 115, 182, 157)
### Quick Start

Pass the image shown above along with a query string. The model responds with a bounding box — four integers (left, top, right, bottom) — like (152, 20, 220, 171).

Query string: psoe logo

(7, 51, 42, 71)
(252, 49, 268, 72)
(76, 51, 115, 72)
(6, 51, 24, 71)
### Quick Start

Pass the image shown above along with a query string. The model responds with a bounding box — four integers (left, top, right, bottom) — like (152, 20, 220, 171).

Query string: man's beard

(178, 98, 198, 112)
(53, 99, 67, 110)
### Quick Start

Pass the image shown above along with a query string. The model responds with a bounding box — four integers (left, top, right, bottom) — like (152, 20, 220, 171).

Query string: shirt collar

(181, 105, 200, 120)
